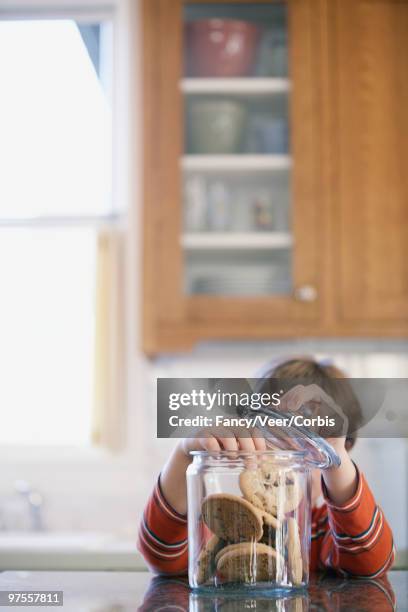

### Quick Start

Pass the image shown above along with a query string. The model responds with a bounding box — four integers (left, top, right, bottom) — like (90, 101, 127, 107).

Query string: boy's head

(260, 357, 362, 450)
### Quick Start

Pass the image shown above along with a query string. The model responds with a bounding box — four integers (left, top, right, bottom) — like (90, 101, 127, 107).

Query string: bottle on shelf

(184, 175, 208, 232)
(207, 180, 232, 232)
(253, 189, 274, 231)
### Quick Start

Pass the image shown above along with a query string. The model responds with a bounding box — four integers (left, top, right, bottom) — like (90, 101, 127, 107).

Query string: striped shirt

(138, 467, 394, 578)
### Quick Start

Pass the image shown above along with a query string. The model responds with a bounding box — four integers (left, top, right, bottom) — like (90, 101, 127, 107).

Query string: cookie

(214, 542, 248, 566)
(196, 534, 225, 585)
(260, 522, 277, 547)
(262, 509, 280, 530)
(240, 464, 303, 516)
(287, 517, 303, 585)
(213, 521, 279, 568)
(201, 494, 264, 543)
(216, 542, 279, 583)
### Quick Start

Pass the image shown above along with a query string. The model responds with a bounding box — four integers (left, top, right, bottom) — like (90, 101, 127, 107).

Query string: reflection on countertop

(0, 570, 405, 611)
(138, 574, 399, 611)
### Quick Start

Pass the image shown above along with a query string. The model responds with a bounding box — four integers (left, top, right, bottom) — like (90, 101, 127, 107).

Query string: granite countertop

(0, 570, 406, 611)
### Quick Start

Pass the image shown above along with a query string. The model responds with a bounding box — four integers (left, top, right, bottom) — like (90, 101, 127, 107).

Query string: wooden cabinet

(142, 0, 408, 354)
(328, 0, 408, 330)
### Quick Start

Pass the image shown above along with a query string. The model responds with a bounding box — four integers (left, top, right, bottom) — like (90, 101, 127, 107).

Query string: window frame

(0, 6, 117, 226)
(0, 0, 134, 464)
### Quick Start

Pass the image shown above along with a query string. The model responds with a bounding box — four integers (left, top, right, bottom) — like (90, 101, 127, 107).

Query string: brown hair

(261, 357, 362, 450)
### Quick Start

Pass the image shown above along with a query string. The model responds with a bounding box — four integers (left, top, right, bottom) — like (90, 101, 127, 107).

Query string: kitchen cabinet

(142, 0, 408, 354)
(328, 0, 408, 331)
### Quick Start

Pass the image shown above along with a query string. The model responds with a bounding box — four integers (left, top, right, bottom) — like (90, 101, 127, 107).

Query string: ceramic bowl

(188, 100, 247, 154)
(185, 19, 261, 77)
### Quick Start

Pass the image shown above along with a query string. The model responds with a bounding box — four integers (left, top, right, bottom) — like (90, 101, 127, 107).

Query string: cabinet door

(143, 0, 325, 353)
(331, 0, 408, 328)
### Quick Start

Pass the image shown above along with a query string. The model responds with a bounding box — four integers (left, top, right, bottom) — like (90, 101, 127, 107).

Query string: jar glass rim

(189, 449, 306, 458)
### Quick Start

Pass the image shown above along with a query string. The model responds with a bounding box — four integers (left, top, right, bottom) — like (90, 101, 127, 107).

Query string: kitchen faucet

(14, 480, 44, 531)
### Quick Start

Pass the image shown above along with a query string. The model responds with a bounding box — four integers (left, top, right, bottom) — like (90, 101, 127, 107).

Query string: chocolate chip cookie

(216, 542, 280, 584)
(201, 494, 264, 543)
(240, 463, 303, 516)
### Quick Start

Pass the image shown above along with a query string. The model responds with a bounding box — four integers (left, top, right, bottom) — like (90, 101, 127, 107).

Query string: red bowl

(185, 19, 261, 78)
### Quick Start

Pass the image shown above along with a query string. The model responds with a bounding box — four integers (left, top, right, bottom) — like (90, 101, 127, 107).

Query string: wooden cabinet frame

(142, 0, 327, 353)
(142, 0, 408, 354)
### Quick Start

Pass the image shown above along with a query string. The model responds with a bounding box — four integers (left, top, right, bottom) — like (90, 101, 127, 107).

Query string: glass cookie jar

(187, 450, 311, 592)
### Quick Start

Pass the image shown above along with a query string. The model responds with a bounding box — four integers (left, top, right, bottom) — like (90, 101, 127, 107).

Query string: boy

(138, 358, 394, 578)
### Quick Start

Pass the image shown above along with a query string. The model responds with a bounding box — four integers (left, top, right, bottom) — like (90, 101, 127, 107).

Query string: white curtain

(92, 228, 126, 451)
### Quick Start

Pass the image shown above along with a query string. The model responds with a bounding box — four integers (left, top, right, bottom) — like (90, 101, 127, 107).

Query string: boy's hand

(180, 427, 267, 456)
(161, 428, 267, 516)
(279, 384, 349, 455)
(280, 384, 357, 504)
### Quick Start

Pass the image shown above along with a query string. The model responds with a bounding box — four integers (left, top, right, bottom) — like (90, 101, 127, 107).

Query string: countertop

(0, 570, 406, 611)
(0, 532, 143, 571)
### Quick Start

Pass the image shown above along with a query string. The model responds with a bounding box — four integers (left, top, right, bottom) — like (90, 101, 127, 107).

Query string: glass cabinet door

(142, 0, 322, 351)
(182, 2, 292, 297)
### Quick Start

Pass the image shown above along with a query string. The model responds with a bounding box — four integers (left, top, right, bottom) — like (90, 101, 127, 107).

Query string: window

(0, 18, 121, 447)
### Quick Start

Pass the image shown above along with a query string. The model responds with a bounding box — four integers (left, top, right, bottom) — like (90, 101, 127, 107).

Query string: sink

(0, 531, 145, 571)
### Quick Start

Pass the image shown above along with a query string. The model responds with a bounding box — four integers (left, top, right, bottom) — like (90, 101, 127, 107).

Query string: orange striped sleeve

(138, 475, 188, 575)
(319, 467, 395, 578)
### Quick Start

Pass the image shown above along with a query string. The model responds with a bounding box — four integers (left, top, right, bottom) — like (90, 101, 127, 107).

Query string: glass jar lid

(239, 405, 340, 468)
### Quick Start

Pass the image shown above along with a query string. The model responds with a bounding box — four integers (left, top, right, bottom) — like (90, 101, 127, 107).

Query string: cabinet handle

(294, 285, 317, 302)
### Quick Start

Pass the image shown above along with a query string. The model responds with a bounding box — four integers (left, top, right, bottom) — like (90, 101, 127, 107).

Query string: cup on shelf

(188, 99, 247, 154)
(247, 114, 289, 154)
(185, 19, 261, 77)
(207, 180, 232, 231)
(255, 27, 288, 77)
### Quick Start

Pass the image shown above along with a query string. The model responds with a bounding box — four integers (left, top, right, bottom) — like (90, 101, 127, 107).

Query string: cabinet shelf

(181, 155, 292, 172)
(180, 78, 290, 95)
(181, 232, 293, 250)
